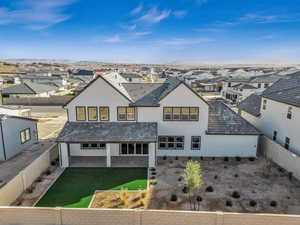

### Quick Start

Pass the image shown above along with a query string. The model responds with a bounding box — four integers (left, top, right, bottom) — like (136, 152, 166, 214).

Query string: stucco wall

(1, 207, 300, 225)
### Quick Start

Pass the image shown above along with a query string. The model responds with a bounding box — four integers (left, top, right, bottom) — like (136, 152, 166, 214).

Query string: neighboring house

(222, 74, 282, 103)
(14, 75, 64, 88)
(1, 82, 58, 98)
(119, 72, 144, 82)
(56, 75, 259, 168)
(191, 78, 224, 93)
(70, 69, 94, 81)
(0, 115, 38, 160)
(238, 74, 300, 155)
(0, 106, 31, 117)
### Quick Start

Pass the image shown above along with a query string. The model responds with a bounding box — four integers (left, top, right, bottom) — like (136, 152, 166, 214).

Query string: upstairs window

(76, 106, 86, 121)
(163, 107, 199, 121)
(285, 137, 290, 150)
(20, 128, 31, 144)
(273, 131, 277, 141)
(81, 143, 106, 150)
(88, 107, 98, 121)
(191, 136, 201, 150)
(262, 100, 267, 110)
(99, 107, 109, 121)
(117, 107, 136, 121)
(287, 107, 292, 119)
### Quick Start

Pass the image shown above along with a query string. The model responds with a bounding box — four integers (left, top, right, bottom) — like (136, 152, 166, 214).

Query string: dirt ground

(148, 157, 300, 214)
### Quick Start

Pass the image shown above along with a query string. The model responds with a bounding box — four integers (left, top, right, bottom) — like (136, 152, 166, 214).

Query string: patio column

(106, 144, 111, 167)
(148, 143, 156, 168)
(60, 143, 69, 168)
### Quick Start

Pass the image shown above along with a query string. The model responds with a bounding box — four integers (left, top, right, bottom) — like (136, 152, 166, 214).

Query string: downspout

(0, 121, 7, 160)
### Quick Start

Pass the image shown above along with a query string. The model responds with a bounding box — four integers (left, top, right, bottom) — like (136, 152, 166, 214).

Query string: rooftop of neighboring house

(1, 81, 58, 94)
(119, 72, 143, 79)
(262, 73, 300, 108)
(70, 69, 94, 76)
(0, 114, 37, 122)
(231, 83, 258, 89)
(249, 74, 283, 83)
(237, 94, 262, 117)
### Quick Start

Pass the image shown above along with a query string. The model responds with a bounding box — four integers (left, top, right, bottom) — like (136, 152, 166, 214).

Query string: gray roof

(0, 114, 37, 122)
(57, 122, 158, 143)
(207, 101, 259, 135)
(2, 82, 57, 94)
(122, 83, 163, 102)
(231, 83, 257, 89)
(250, 74, 282, 83)
(120, 73, 143, 79)
(262, 74, 300, 107)
(238, 94, 262, 117)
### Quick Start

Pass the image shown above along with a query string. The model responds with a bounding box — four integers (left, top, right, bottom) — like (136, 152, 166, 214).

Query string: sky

(0, 0, 300, 63)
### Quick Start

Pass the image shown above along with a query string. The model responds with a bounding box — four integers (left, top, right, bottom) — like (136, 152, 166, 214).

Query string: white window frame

(119, 143, 149, 155)
(191, 136, 201, 150)
(158, 136, 184, 150)
(80, 143, 106, 150)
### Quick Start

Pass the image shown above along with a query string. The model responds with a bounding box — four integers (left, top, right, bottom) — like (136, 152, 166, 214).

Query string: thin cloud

(130, 3, 143, 15)
(194, 28, 224, 32)
(103, 35, 122, 43)
(120, 23, 137, 31)
(157, 37, 214, 46)
(134, 31, 152, 36)
(173, 10, 188, 19)
(0, 0, 75, 30)
(137, 7, 171, 24)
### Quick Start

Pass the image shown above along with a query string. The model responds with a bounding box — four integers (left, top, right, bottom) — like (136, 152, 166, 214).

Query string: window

(117, 107, 136, 121)
(264, 83, 269, 88)
(191, 136, 201, 150)
(163, 107, 199, 121)
(99, 107, 109, 121)
(228, 82, 231, 87)
(76, 106, 86, 121)
(287, 107, 292, 119)
(262, 100, 267, 110)
(20, 128, 31, 144)
(285, 137, 290, 150)
(258, 83, 261, 88)
(87, 107, 98, 121)
(158, 136, 184, 150)
(120, 143, 149, 155)
(272, 131, 277, 141)
(80, 143, 106, 150)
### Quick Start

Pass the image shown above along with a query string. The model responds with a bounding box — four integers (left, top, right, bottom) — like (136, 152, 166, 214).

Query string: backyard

(36, 168, 148, 208)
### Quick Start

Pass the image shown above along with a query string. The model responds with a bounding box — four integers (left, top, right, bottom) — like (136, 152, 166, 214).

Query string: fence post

(55, 207, 63, 225)
(215, 211, 224, 225)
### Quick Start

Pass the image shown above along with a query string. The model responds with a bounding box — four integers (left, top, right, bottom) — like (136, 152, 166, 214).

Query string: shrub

(150, 176, 156, 179)
(169, 160, 173, 164)
(196, 196, 202, 202)
(270, 201, 277, 207)
(212, 157, 215, 160)
(200, 157, 203, 160)
(151, 172, 157, 176)
(45, 170, 51, 176)
(182, 186, 188, 193)
(120, 189, 129, 206)
(26, 187, 34, 194)
(51, 161, 56, 166)
(236, 156, 241, 161)
(178, 177, 183, 182)
(224, 166, 228, 169)
(205, 186, 214, 192)
(36, 177, 42, 183)
(175, 156, 178, 160)
(170, 194, 177, 202)
(151, 181, 157, 185)
(163, 156, 167, 160)
(150, 168, 156, 172)
(249, 157, 255, 162)
(188, 156, 192, 160)
(249, 200, 257, 207)
(232, 191, 240, 199)
(224, 157, 229, 162)
(226, 200, 232, 207)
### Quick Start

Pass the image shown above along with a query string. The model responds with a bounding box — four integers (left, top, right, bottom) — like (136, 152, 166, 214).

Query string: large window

(191, 136, 201, 150)
(163, 107, 199, 121)
(99, 107, 109, 121)
(158, 136, 184, 150)
(20, 128, 31, 144)
(88, 107, 98, 121)
(76, 106, 86, 121)
(81, 143, 106, 150)
(120, 143, 148, 155)
(117, 107, 136, 121)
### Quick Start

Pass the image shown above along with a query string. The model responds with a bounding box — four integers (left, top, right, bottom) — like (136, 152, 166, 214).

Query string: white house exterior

(238, 74, 300, 155)
(0, 115, 38, 160)
(57, 74, 259, 168)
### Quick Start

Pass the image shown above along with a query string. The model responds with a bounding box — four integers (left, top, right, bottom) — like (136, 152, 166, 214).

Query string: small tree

(184, 160, 203, 210)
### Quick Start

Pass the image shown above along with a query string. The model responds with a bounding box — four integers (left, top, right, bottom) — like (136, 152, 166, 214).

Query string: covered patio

(56, 122, 157, 168)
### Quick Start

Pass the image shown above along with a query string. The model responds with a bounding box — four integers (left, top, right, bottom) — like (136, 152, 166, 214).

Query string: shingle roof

(2, 82, 57, 94)
(207, 101, 259, 135)
(250, 74, 282, 83)
(238, 94, 262, 117)
(122, 83, 163, 102)
(262, 74, 300, 107)
(120, 73, 143, 79)
(56, 122, 157, 143)
(0, 114, 37, 122)
(231, 83, 257, 89)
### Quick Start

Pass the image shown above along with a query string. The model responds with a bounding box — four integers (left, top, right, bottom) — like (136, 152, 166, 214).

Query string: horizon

(1, 0, 300, 63)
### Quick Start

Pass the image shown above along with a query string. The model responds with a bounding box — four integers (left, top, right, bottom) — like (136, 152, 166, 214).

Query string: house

(56, 74, 259, 168)
(14, 75, 64, 88)
(222, 74, 282, 103)
(238, 73, 300, 155)
(119, 72, 144, 82)
(1, 81, 58, 98)
(0, 105, 31, 117)
(0, 115, 38, 160)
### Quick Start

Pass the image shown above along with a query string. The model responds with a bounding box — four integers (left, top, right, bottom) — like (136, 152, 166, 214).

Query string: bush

(169, 160, 173, 164)
(45, 170, 51, 176)
(175, 156, 178, 160)
(36, 177, 42, 183)
(151, 172, 157, 176)
(232, 191, 240, 199)
(224, 157, 229, 162)
(249, 200, 257, 207)
(205, 186, 214, 192)
(151, 181, 157, 185)
(196, 196, 202, 202)
(150, 168, 156, 172)
(51, 161, 57, 166)
(200, 157, 203, 160)
(249, 157, 255, 162)
(236, 156, 241, 161)
(178, 177, 183, 182)
(212, 157, 215, 160)
(224, 166, 228, 169)
(270, 201, 277, 207)
(170, 194, 177, 202)
(150, 176, 156, 179)
(188, 156, 192, 160)
(163, 156, 167, 160)
(26, 187, 34, 194)
(226, 200, 232, 207)
(182, 186, 188, 193)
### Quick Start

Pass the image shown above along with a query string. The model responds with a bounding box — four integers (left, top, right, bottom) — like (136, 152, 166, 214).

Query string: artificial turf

(36, 167, 148, 208)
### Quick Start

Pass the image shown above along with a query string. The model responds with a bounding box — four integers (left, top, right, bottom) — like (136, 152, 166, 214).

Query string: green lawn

(36, 168, 148, 208)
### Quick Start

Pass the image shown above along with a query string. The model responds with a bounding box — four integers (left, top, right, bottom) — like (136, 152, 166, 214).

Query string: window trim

(20, 128, 31, 144)
(80, 143, 106, 150)
(163, 107, 199, 121)
(158, 136, 185, 150)
(76, 106, 86, 121)
(119, 143, 149, 155)
(117, 107, 136, 121)
(87, 106, 98, 121)
(191, 136, 201, 150)
(99, 106, 110, 121)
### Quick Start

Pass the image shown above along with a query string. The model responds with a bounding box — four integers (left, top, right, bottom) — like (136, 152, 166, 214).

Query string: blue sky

(0, 0, 300, 63)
